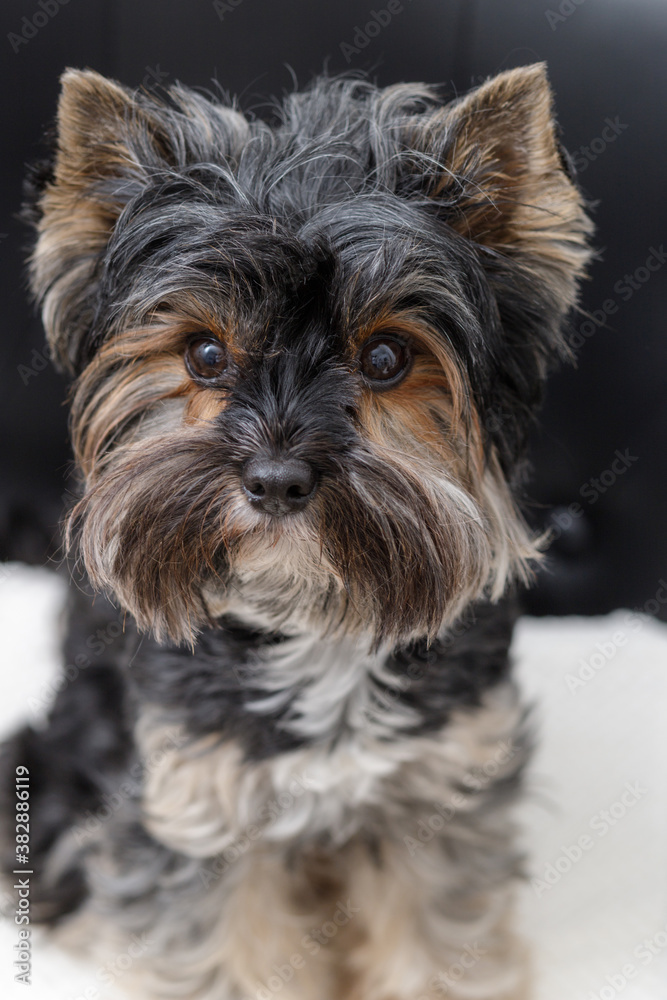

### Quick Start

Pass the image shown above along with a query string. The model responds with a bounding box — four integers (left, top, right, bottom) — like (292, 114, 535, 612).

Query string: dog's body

(2, 65, 591, 998)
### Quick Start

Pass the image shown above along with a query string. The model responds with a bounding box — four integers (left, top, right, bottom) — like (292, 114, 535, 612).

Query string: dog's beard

(68, 416, 537, 647)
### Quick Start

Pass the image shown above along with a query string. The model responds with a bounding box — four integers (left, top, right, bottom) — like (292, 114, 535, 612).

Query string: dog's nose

(242, 457, 317, 516)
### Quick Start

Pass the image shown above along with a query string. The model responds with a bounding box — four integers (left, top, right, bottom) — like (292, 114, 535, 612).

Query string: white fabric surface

(0, 563, 665, 999)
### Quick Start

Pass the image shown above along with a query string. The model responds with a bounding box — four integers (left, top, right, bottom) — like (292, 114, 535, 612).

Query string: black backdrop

(1, 0, 666, 618)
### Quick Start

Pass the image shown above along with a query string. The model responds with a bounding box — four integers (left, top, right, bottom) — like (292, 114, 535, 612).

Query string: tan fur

(426, 65, 592, 306)
(42, 65, 588, 646)
(25, 65, 593, 998)
(56, 682, 529, 999)
(66, 308, 540, 644)
(340, 841, 526, 1000)
(30, 70, 252, 372)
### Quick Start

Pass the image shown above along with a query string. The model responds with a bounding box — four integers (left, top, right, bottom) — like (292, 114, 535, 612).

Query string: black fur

(86, 147, 553, 475)
(129, 599, 518, 758)
(2, 70, 591, 984)
(1, 589, 516, 923)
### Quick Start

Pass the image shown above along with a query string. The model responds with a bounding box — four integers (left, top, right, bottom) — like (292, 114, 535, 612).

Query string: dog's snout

(242, 457, 317, 516)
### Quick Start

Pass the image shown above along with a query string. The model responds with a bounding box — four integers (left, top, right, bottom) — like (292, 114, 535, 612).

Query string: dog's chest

(136, 635, 414, 852)
(135, 623, 520, 861)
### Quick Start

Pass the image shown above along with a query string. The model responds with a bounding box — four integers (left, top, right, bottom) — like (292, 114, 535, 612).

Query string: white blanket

(1, 564, 665, 999)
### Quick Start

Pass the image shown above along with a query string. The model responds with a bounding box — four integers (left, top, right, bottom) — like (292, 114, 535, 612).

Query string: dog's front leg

(340, 686, 531, 1000)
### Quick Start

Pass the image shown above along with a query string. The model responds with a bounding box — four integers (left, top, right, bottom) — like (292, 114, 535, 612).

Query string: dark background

(1, 0, 665, 619)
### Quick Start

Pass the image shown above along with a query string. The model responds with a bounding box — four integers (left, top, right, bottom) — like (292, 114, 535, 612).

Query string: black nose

(242, 457, 317, 516)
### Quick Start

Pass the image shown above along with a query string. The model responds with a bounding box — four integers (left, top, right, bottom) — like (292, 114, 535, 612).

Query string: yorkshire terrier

(1, 64, 591, 999)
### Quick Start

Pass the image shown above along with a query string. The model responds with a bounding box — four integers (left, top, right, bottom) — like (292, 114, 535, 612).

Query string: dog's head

(27, 65, 592, 645)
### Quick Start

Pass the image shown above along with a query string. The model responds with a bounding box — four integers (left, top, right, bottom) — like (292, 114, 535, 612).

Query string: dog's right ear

(27, 69, 248, 374)
(27, 70, 150, 373)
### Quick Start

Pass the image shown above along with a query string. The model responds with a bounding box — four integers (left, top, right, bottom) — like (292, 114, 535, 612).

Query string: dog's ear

(27, 71, 150, 373)
(388, 65, 593, 471)
(27, 69, 247, 374)
(440, 64, 591, 308)
(397, 63, 592, 315)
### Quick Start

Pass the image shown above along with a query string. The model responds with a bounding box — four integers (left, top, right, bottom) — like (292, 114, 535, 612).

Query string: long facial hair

(26, 66, 592, 646)
(65, 281, 537, 647)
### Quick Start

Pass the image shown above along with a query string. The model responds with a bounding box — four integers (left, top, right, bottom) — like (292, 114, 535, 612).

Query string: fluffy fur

(1, 63, 591, 999)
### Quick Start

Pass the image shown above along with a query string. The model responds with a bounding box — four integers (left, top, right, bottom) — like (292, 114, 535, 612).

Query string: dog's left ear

(391, 64, 593, 470)
(27, 69, 248, 374)
(401, 63, 592, 314)
(27, 70, 161, 373)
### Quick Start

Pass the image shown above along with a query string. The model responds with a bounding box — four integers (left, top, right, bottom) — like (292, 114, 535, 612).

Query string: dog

(1, 64, 592, 999)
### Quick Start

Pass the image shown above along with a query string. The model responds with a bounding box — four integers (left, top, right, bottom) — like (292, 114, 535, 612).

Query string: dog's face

(27, 65, 591, 645)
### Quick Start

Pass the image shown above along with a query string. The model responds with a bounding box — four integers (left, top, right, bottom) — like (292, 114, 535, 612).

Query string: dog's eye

(185, 337, 227, 381)
(359, 337, 411, 388)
